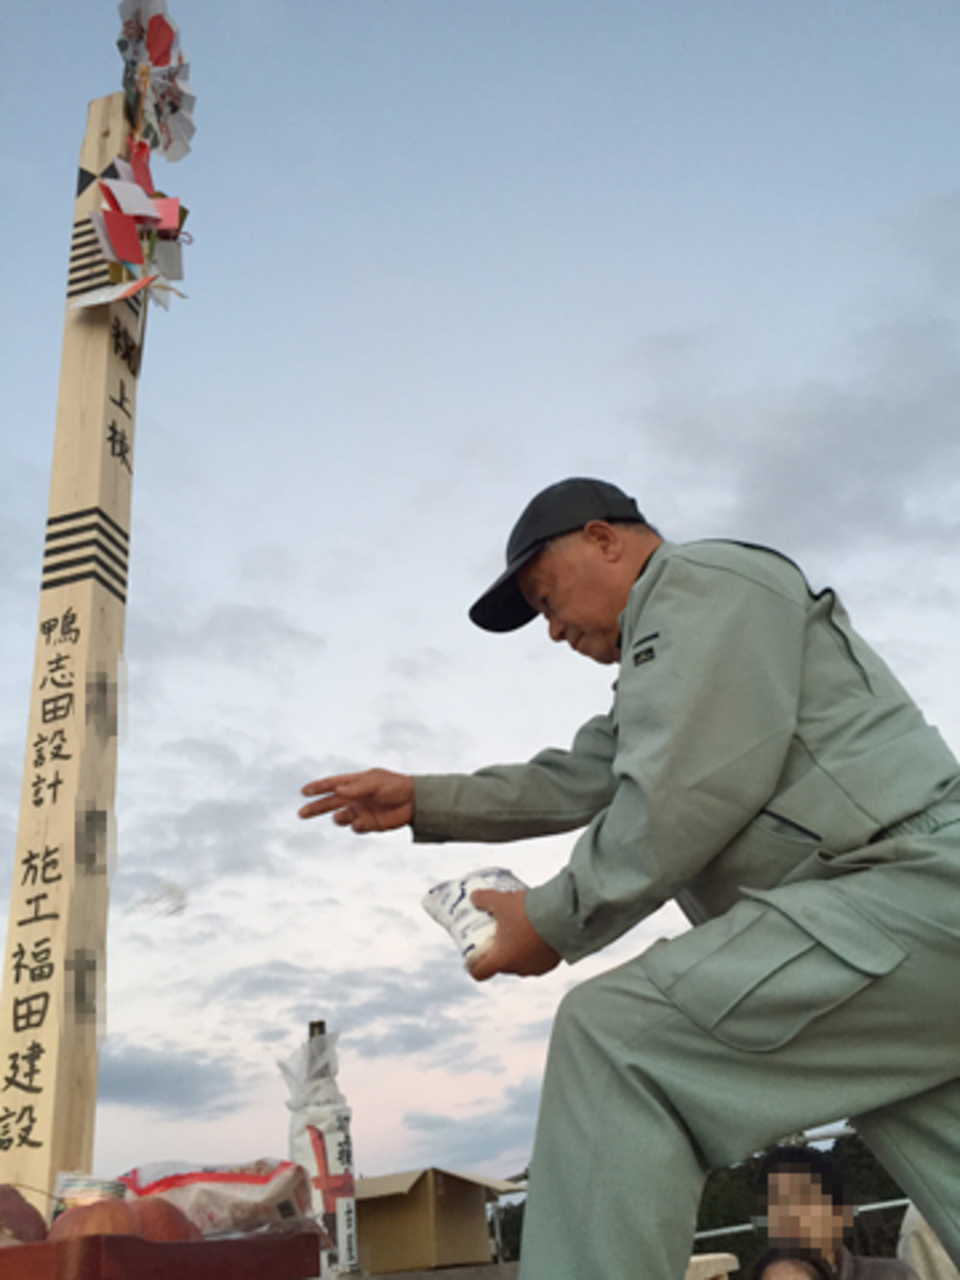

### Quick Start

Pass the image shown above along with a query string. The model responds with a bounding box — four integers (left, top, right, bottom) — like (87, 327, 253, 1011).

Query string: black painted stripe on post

(42, 509, 131, 604)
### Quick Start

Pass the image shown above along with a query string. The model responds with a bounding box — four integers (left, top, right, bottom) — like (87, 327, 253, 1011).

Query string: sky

(1, 0, 960, 1188)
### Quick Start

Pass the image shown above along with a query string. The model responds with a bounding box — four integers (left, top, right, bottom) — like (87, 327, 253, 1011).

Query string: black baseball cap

(469, 478, 646, 632)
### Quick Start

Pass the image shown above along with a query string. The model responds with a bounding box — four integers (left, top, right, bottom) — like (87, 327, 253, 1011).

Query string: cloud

(513, 1017, 554, 1043)
(236, 543, 301, 589)
(627, 199, 960, 555)
(387, 650, 452, 682)
(0, 459, 45, 598)
(124, 880, 189, 916)
(204, 954, 492, 1069)
(633, 336, 960, 554)
(128, 603, 325, 669)
(97, 1038, 248, 1118)
(884, 193, 960, 301)
(113, 740, 322, 897)
(371, 714, 474, 773)
(113, 792, 285, 898)
(403, 1075, 542, 1172)
(374, 717, 444, 759)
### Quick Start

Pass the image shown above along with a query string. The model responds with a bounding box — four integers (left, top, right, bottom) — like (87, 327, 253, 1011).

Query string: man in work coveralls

(300, 477, 960, 1280)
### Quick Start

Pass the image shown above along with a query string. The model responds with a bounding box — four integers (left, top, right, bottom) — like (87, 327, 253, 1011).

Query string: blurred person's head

(758, 1146, 853, 1262)
(751, 1246, 836, 1280)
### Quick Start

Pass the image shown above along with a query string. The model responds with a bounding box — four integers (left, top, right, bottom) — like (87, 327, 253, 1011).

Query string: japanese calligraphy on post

(0, 93, 138, 1210)
(0, 1, 193, 1213)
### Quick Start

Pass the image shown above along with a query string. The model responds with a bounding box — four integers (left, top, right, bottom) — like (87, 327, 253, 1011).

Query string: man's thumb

(470, 888, 499, 916)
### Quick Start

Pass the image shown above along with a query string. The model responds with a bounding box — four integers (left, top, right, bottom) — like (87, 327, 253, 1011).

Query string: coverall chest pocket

(641, 892, 907, 1053)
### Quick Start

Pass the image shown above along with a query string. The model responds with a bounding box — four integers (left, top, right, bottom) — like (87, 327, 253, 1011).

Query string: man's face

(517, 529, 628, 665)
(760, 1263, 822, 1280)
(767, 1170, 845, 1260)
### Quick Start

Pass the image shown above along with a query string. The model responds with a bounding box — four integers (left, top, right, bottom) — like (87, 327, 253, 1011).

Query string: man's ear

(581, 520, 622, 560)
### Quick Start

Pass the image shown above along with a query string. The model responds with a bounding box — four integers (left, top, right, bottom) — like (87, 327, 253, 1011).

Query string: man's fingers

(301, 773, 358, 797)
(298, 795, 347, 820)
(467, 931, 507, 982)
(299, 769, 414, 831)
(467, 893, 507, 981)
(299, 774, 374, 820)
(464, 889, 560, 981)
(467, 950, 496, 982)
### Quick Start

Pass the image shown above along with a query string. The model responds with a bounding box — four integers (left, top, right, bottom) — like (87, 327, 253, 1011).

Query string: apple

(129, 1196, 200, 1242)
(47, 1198, 137, 1241)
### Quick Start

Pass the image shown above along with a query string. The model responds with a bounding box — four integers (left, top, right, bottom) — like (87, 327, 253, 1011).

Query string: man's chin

(568, 634, 618, 664)
(579, 644, 618, 665)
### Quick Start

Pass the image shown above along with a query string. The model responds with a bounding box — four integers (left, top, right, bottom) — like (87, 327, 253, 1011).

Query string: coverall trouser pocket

(640, 889, 908, 1053)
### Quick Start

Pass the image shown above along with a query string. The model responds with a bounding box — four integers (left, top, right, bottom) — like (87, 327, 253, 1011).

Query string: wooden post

(0, 91, 143, 1212)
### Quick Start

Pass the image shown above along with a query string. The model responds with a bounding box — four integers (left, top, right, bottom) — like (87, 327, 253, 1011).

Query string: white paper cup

(422, 867, 527, 967)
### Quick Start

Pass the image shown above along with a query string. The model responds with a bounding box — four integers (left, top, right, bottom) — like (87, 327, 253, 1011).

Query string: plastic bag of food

(118, 1157, 312, 1236)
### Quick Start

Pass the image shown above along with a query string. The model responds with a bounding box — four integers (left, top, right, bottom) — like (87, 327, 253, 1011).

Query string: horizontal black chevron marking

(67, 218, 110, 299)
(42, 509, 130, 604)
(43, 551, 126, 588)
(47, 506, 129, 541)
(66, 216, 149, 311)
(46, 524, 128, 564)
(67, 275, 111, 295)
(41, 567, 126, 605)
(45, 535, 127, 576)
(67, 274, 112, 298)
(69, 250, 102, 270)
(67, 263, 109, 282)
(68, 220, 101, 248)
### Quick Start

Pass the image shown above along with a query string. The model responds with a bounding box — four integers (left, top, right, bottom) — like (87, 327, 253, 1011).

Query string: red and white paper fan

(117, 0, 196, 162)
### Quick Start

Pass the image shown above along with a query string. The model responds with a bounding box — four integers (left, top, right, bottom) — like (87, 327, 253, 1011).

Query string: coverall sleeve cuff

(524, 876, 587, 962)
(410, 775, 454, 843)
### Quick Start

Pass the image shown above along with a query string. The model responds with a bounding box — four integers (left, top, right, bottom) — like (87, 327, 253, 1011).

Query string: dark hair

(758, 1145, 847, 1211)
(750, 1246, 836, 1280)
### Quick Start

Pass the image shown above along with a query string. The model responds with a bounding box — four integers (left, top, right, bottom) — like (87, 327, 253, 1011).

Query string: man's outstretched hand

(300, 776, 560, 979)
(468, 889, 561, 981)
(299, 769, 414, 833)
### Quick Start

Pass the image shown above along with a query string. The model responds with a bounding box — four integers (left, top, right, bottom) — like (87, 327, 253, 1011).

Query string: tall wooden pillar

(0, 92, 143, 1212)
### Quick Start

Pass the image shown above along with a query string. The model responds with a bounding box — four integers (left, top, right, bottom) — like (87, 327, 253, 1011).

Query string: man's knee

(550, 962, 670, 1058)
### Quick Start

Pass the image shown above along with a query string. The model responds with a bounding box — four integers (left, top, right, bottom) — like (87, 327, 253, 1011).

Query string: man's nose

(547, 616, 566, 643)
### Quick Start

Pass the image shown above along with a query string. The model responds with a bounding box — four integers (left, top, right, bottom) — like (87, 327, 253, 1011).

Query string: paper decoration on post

(67, 2, 196, 312)
(100, 178, 162, 221)
(68, 275, 158, 311)
(96, 210, 145, 265)
(77, 152, 190, 308)
(128, 138, 154, 193)
(117, 0, 196, 162)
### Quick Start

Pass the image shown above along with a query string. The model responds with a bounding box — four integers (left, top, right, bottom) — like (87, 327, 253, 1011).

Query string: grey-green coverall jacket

(412, 541, 960, 1280)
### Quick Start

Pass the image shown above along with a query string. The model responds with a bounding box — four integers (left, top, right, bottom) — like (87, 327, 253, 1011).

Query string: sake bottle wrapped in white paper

(422, 867, 527, 967)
